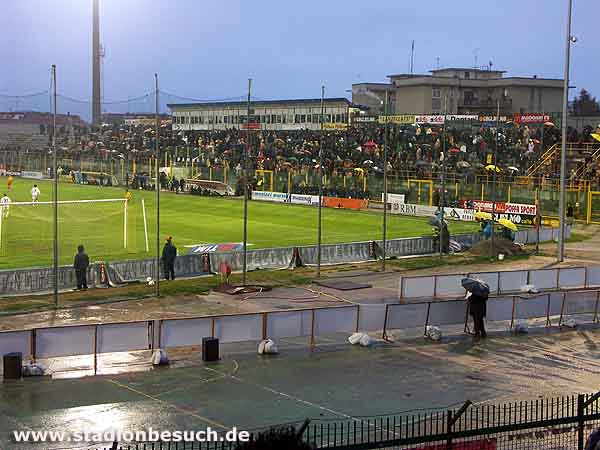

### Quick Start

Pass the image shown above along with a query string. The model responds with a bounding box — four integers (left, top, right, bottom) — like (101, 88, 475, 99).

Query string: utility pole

(317, 85, 325, 278)
(154, 74, 160, 297)
(92, 0, 101, 125)
(243, 79, 251, 285)
(52, 65, 58, 308)
(558, 0, 573, 262)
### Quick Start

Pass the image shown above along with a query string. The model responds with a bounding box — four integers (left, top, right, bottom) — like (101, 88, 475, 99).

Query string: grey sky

(1, 0, 598, 119)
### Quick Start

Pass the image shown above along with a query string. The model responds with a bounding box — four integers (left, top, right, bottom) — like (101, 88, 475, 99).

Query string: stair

(525, 143, 559, 177)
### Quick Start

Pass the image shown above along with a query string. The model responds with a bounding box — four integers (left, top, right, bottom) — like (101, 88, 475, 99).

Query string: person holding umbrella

(462, 278, 490, 339)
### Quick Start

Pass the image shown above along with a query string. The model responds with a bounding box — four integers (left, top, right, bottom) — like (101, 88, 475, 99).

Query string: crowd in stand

(4, 118, 600, 196)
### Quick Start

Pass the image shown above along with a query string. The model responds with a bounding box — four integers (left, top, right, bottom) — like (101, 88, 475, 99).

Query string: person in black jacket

(161, 236, 177, 280)
(468, 292, 488, 338)
(73, 245, 90, 290)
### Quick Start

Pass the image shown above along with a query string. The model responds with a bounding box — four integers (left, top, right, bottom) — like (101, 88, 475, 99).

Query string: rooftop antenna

(473, 48, 480, 69)
(410, 40, 415, 75)
(436, 57, 440, 70)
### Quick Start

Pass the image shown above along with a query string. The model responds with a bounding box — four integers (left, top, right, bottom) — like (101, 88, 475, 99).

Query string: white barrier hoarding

(391, 202, 474, 222)
(252, 191, 319, 206)
(382, 193, 405, 204)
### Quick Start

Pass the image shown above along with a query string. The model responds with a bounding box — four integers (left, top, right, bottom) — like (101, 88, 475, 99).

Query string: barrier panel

(399, 276, 436, 299)
(434, 274, 466, 298)
(498, 270, 529, 294)
(426, 300, 466, 327)
(313, 306, 358, 335)
(214, 314, 263, 344)
(559, 267, 586, 289)
(400, 266, 600, 300)
(0, 265, 95, 295)
(97, 322, 149, 354)
(385, 303, 429, 333)
(381, 236, 435, 258)
(210, 247, 295, 272)
(35, 326, 95, 359)
(266, 310, 312, 339)
(486, 297, 515, 322)
(356, 304, 388, 332)
(559, 291, 599, 325)
(0, 330, 30, 358)
(528, 269, 559, 290)
(299, 242, 373, 266)
(587, 266, 600, 287)
(160, 318, 213, 348)
(513, 294, 550, 323)
(548, 292, 566, 317)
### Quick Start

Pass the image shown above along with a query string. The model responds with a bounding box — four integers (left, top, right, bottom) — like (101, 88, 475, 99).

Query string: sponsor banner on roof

(513, 113, 552, 124)
(378, 115, 416, 124)
(447, 114, 480, 122)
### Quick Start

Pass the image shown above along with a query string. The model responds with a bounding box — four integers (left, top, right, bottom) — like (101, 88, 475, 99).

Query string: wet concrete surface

(2, 324, 600, 449)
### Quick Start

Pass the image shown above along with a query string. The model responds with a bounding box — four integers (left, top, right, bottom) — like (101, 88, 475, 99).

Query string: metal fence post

(578, 393, 585, 450)
(446, 409, 453, 450)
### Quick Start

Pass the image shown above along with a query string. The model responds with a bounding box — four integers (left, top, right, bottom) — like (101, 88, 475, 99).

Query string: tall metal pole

(491, 100, 500, 258)
(440, 96, 447, 257)
(382, 92, 389, 271)
(242, 79, 251, 285)
(154, 74, 160, 297)
(52, 65, 58, 307)
(317, 85, 325, 278)
(558, 0, 573, 262)
(92, 0, 101, 125)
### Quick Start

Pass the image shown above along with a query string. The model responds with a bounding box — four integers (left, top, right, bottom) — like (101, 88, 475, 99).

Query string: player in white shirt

(31, 184, 41, 203)
(0, 193, 11, 218)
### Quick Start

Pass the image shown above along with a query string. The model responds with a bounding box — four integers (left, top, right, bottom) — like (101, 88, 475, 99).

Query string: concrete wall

(395, 86, 430, 114)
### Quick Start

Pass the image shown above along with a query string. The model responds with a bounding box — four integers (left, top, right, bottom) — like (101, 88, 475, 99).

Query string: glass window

(300, 114, 306, 123)
(295, 114, 300, 123)
(271, 114, 276, 123)
(307, 114, 312, 123)
(432, 88, 441, 98)
(282, 115, 287, 124)
(312, 114, 319, 123)
(326, 114, 331, 122)
(335, 114, 341, 123)
(277, 115, 282, 124)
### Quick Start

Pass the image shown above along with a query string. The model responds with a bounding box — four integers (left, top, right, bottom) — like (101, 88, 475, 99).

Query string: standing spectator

(73, 245, 90, 290)
(179, 177, 186, 193)
(161, 236, 177, 280)
(468, 291, 488, 338)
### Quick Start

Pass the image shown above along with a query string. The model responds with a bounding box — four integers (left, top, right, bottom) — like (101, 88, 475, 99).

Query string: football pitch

(0, 177, 478, 269)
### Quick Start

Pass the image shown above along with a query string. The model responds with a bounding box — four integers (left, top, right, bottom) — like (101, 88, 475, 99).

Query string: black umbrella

(461, 278, 490, 297)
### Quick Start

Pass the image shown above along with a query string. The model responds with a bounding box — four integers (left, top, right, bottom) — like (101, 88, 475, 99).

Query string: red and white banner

(513, 113, 551, 124)
(460, 200, 537, 216)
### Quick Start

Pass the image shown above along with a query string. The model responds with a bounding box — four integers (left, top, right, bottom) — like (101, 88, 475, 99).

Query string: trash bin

(202, 337, 219, 362)
(3, 352, 23, 380)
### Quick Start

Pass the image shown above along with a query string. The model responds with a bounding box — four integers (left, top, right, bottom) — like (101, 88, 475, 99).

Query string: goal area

(0, 198, 149, 268)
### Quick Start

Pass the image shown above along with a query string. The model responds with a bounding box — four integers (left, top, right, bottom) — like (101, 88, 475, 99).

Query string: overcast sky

(1, 0, 598, 119)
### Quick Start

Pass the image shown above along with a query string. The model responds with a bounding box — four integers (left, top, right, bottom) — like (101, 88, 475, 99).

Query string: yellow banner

(377, 115, 415, 124)
(323, 123, 348, 130)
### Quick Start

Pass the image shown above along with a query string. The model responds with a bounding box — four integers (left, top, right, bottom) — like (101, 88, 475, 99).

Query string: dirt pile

(469, 238, 527, 257)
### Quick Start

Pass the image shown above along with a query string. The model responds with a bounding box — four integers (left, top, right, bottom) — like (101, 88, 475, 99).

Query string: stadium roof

(167, 98, 351, 109)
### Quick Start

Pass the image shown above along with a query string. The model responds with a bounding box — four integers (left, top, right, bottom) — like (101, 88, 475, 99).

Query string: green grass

(0, 177, 478, 269)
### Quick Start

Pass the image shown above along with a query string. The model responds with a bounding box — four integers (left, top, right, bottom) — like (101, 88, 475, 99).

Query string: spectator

(73, 245, 90, 290)
(161, 236, 177, 280)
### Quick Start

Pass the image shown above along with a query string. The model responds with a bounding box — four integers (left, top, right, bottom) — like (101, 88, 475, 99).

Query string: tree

(571, 89, 600, 116)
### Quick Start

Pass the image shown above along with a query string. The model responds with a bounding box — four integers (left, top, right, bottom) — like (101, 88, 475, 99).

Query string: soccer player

(31, 184, 41, 203)
(0, 193, 11, 218)
(7, 175, 13, 192)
